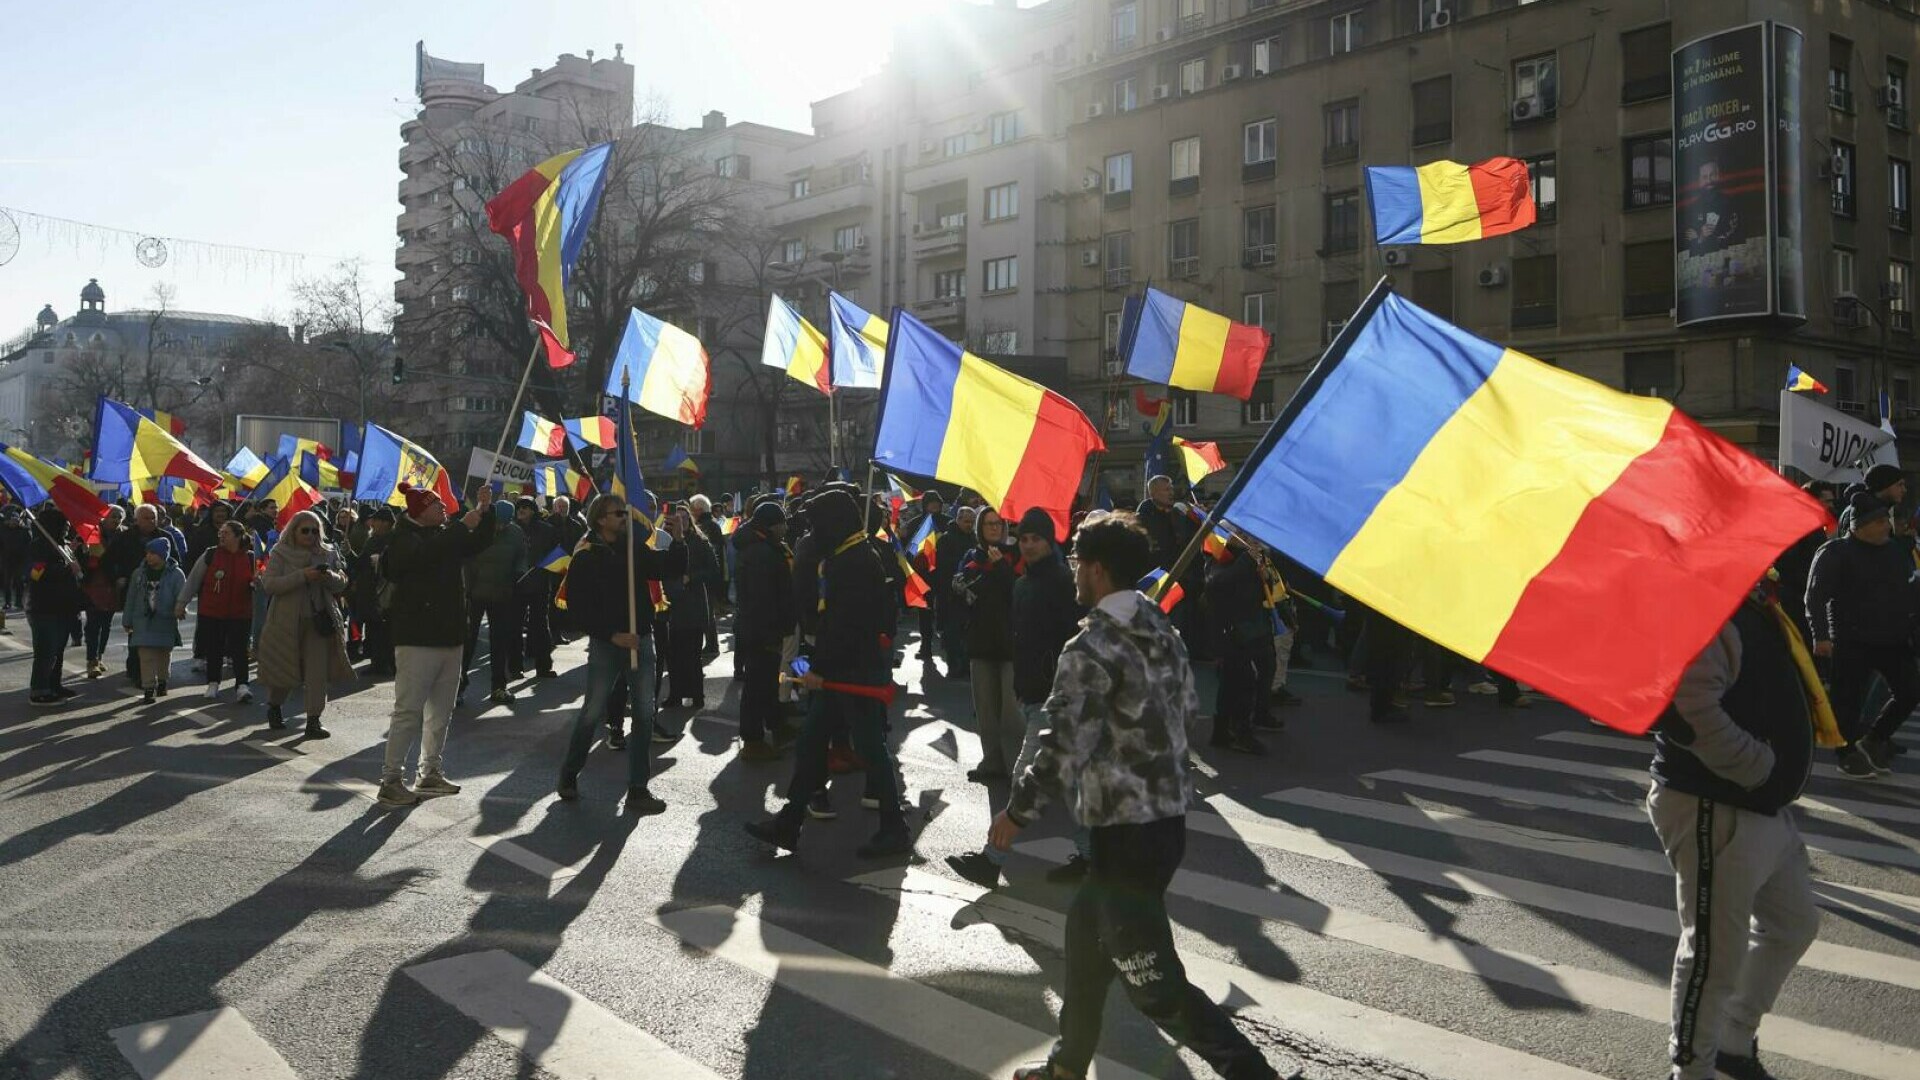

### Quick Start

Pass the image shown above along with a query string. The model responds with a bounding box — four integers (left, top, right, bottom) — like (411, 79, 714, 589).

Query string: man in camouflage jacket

(991, 510, 1284, 1080)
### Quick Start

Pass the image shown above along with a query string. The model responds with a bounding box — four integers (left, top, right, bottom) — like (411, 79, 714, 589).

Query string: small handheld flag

(1137, 568, 1185, 614)
(1785, 365, 1830, 394)
(1173, 438, 1228, 485)
(536, 545, 573, 574)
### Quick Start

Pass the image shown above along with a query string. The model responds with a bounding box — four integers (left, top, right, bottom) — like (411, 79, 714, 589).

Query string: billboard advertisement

(1674, 24, 1772, 325)
(1772, 24, 1806, 320)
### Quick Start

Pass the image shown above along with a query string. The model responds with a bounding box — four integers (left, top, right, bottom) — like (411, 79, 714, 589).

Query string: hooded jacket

(1010, 540, 1083, 703)
(465, 514, 528, 606)
(1803, 532, 1919, 646)
(805, 490, 892, 683)
(1007, 589, 1197, 829)
(123, 553, 185, 648)
(732, 524, 795, 653)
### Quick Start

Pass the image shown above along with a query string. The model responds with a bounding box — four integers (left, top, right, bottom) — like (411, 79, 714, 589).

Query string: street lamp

(1836, 293, 1893, 420)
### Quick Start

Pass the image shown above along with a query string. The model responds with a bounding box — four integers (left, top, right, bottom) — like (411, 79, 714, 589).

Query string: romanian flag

(1202, 525, 1233, 563)
(611, 415, 658, 532)
(91, 397, 223, 490)
(1173, 438, 1228, 485)
(518, 412, 571, 457)
(536, 545, 573, 574)
(717, 514, 739, 537)
(907, 511, 939, 571)
(785, 475, 805, 497)
(223, 448, 272, 492)
(829, 291, 888, 389)
(484, 143, 614, 368)
(533, 461, 593, 502)
(565, 415, 617, 450)
(0, 442, 111, 544)
(137, 408, 188, 437)
(352, 423, 457, 511)
(606, 308, 711, 428)
(1365, 157, 1537, 245)
(762, 294, 832, 395)
(1133, 387, 1173, 438)
(255, 456, 322, 531)
(1214, 286, 1829, 733)
(873, 307, 1104, 539)
(1785, 365, 1830, 394)
(1137, 568, 1185, 614)
(663, 445, 699, 476)
(1122, 288, 1268, 400)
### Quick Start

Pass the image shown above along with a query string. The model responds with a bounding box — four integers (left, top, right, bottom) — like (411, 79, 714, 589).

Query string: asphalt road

(0, 607, 1915, 1080)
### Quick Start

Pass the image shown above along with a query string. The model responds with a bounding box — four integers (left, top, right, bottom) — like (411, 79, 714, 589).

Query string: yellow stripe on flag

(1168, 305, 1233, 391)
(937, 353, 1042, 506)
(1416, 162, 1485, 244)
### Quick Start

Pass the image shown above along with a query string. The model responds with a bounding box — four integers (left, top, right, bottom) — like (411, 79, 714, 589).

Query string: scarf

(1762, 598, 1845, 749)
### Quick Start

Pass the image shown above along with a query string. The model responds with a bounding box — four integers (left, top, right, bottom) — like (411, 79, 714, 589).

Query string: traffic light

(391, 355, 405, 383)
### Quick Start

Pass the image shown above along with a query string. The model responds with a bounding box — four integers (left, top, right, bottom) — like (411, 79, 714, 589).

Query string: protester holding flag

(257, 509, 352, 738)
(1804, 493, 1920, 778)
(731, 500, 794, 760)
(907, 491, 948, 665)
(79, 512, 121, 679)
(1206, 534, 1276, 755)
(954, 508, 1023, 783)
(106, 505, 167, 686)
(1137, 476, 1204, 653)
(689, 494, 727, 659)
(932, 505, 976, 677)
(26, 508, 86, 707)
(176, 520, 258, 703)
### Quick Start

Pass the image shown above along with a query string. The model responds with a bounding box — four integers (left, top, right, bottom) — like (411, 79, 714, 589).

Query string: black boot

(857, 816, 913, 859)
(304, 714, 330, 740)
(744, 808, 803, 852)
(266, 703, 286, 730)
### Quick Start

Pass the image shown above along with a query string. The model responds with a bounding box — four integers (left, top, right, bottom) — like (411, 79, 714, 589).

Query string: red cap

(398, 482, 442, 521)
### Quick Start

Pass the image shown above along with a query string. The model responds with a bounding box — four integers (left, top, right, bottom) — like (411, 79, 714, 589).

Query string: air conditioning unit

(1081, 249, 1101, 267)
(1883, 281, 1905, 301)
(912, 223, 925, 236)
(1428, 10, 1453, 29)
(1156, 27, 1174, 42)
(1222, 64, 1243, 82)
(1382, 249, 1410, 267)
(1511, 95, 1541, 122)
(919, 140, 935, 153)
(1477, 266, 1507, 287)
(1086, 102, 1105, 119)
(1153, 83, 1172, 101)
(855, 237, 869, 250)
(1880, 85, 1905, 110)
(1082, 173, 1100, 190)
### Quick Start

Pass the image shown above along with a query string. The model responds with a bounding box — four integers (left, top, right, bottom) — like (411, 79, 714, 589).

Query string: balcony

(913, 296, 965, 327)
(779, 178, 875, 221)
(1323, 142, 1359, 166)
(911, 223, 966, 260)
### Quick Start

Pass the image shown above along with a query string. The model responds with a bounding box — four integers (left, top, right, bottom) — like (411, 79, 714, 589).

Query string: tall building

(1058, 0, 1920, 501)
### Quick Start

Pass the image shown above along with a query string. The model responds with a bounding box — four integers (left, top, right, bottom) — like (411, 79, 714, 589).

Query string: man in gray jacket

(990, 510, 1284, 1080)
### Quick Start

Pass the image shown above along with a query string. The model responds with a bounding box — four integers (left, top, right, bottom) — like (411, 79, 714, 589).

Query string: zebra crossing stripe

(405, 950, 726, 1079)
(651, 904, 1160, 1080)
(109, 1007, 298, 1080)
(1537, 729, 1920, 794)
(1192, 795, 1920, 993)
(983, 846, 1918, 1080)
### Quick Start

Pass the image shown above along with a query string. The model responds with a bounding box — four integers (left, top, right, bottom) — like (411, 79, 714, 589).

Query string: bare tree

(216, 262, 395, 427)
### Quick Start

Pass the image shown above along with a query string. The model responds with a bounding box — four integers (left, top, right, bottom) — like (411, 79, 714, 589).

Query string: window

(1412, 267, 1453, 320)
(833, 224, 864, 252)
(1512, 54, 1558, 121)
(1412, 76, 1452, 145)
(1833, 141, 1857, 217)
(1243, 205, 1276, 266)
(715, 154, 751, 179)
(1169, 218, 1200, 276)
(1329, 10, 1363, 55)
(1243, 291, 1274, 332)
(933, 268, 966, 298)
(1527, 155, 1558, 223)
(1170, 136, 1201, 196)
(1890, 59, 1909, 126)
(1830, 37, 1854, 111)
(1324, 99, 1359, 163)
(1621, 24, 1672, 102)
(983, 256, 1018, 293)
(1323, 190, 1361, 255)
(1512, 253, 1558, 327)
(1621, 135, 1672, 209)
(1104, 311, 1125, 359)
(1323, 280, 1359, 342)
(1179, 58, 1206, 95)
(1170, 390, 1198, 428)
(1243, 379, 1275, 425)
(989, 111, 1020, 145)
(790, 178, 811, 199)
(943, 133, 969, 157)
(1105, 151, 1133, 209)
(1893, 159, 1912, 230)
(1103, 232, 1133, 285)
(1891, 260, 1913, 331)
(1835, 247, 1858, 297)
(1623, 241, 1674, 317)
(1624, 351, 1675, 396)
(1252, 35, 1282, 76)
(1898, 374, 1913, 413)
(1178, 0, 1205, 31)
(1113, 76, 1138, 113)
(984, 182, 1019, 222)
(982, 330, 1019, 353)
(1244, 118, 1276, 165)
(1110, 1, 1137, 48)
(780, 238, 805, 265)
(1835, 365, 1860, 406)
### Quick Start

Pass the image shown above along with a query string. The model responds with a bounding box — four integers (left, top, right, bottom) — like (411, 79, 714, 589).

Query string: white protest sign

(1778, 390, 1897, 483)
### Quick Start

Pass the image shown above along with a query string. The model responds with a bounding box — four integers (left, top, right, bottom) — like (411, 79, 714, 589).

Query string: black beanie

(1865, 464, 1905, 494)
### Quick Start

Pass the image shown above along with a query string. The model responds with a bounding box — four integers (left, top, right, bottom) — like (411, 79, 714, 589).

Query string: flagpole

(828, 393, 841, 470)
(479, 333, 544, 500)
(862, 460, 878, 534)
(621, 369, 640, 674)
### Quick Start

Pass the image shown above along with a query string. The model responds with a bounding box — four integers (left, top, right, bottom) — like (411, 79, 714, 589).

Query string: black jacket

(1772, 528, 1828, 637)
(803, 491, 892, 682)
(732, 526, 795, 653)
(349, 530, 391, 615)
(695, 514, 728, 581)
(26, 531, 86, 619)
(1205, 550, 1269, 649)
(384, 512, 495, 647)
(1136, 500, 1196, 573)
(956, 541, 1020, 661)
(1652, 599, 1813, 815)
(931, 522, 973, 597)
(666, 531, 719, 630)
(1804, 534, 1919, 646)
(1010, 546, 1083, 703)
(565, 529, 689, 642)
(548, 511, 586, 556)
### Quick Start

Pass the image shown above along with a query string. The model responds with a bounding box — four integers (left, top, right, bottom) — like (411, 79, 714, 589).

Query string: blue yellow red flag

(484, 143, 613, 367)
(1785, 365, 1829, 394)
(606, 309, 711, 428)
(90, 397, 222, 490)
(762, 294, 832, 396)
(1122, 288, 1268, 400)
(0, 442, 111, 543)
(828, 292, 888, 389)
(1365, 157, 1537, 245)
(351, 423, 457, 510)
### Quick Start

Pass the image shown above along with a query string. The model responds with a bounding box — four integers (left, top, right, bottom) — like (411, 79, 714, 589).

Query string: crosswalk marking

(1362, 769, 1920, 867)
(1463, 749, 1920, 826)
(405, 950, 725, 1079)
(651, 904, 1160, 1080)
(1539, 728, 1920, 793)
(988, 844, 1918, 1080)
(1190, 794, 1920, 992)
(109, 1007, 298, 1080)
(858, 865, 1616, 1080)
(1262, 787, 1920, 923)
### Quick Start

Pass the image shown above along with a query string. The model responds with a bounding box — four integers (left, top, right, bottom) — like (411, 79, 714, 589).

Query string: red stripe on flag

(1468, 157, 1538, 239)
(160, 449, 221, 488)
(1002, 389, 1107, 540)
(1484, 410, 1830, 734)
(1216, 322, 1271, 400)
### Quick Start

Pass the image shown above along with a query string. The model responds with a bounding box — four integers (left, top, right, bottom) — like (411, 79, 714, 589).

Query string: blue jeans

(560, 635, 655, 790)
(986, 701, 1091, 866)
(29, 614, 73, 695)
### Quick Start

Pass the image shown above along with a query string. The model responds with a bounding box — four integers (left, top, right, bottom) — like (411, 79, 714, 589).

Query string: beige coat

(255, 516, 353, 691)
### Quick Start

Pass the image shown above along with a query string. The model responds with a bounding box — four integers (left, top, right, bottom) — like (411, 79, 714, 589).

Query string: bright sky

(1, 0, 977, 338)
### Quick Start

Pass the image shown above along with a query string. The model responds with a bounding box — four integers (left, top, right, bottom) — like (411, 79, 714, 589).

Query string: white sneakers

(235, 684, 254, 703)
(203, 681, 222, 700)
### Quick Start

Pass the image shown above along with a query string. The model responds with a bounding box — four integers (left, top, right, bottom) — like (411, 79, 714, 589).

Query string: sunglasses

(296, 528, 318, 536)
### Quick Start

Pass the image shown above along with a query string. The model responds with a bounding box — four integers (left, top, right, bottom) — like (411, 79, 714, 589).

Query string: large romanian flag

(828, 292, 888, 389)
(762, 294, 831, 395)
(254, 455, 323, 531)
(1123, 287, 1268, 400)
(485, 143, 614, 368)
(0, 443, 112, 544)
(352, 423, 458, 510)
(874, 308, 1103, 538)
(91, 397, 222, 490)
(1172, 437, 1228, 485)
(223, 447, 272, 492)
(1365, 157, 1537, 245)
(606, 308, 711, 428)
(1214, 286, 1829, 733)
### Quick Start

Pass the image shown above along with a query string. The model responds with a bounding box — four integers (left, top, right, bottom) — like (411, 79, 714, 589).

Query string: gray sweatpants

(969, 659, 1022, 774)
(1647, 783, 1819, 1079)
(383, 645, 463, 783)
